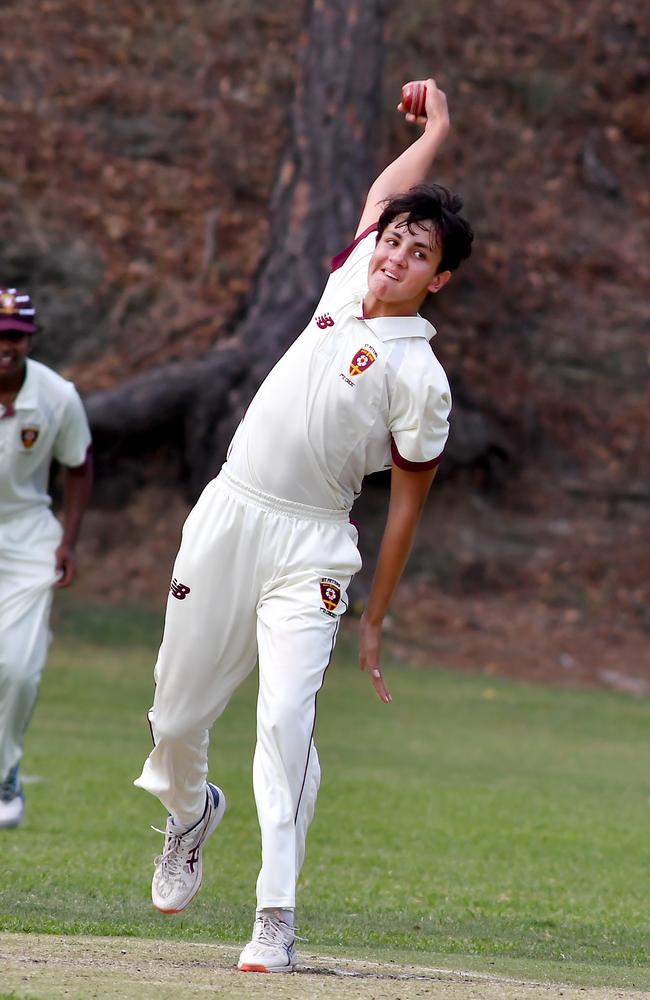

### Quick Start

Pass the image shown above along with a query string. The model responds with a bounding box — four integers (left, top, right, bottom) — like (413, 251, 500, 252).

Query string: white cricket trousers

(135, 468, 361, 909)
(0, 508, 62, 782)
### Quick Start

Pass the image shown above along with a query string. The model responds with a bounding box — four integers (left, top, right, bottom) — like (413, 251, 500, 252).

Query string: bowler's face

(366, 215, 450, 315)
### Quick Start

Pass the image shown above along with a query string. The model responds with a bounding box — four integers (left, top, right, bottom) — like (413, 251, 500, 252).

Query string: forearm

(365, 464, 436, 625)
(60, 457, 93, 548)
(366, 121, 448, 207)
(356, 78, 450, 235)
(359, 466, 435, 701)
(364, 507, 420, 626)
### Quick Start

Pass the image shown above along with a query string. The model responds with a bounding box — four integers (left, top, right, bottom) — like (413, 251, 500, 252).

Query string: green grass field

(1, 598, 649, 991)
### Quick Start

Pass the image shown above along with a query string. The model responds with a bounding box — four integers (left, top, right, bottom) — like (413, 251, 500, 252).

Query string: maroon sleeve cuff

(391, 437, 442, 471)
(65, 444, 93, 471)
(330, 224, 379, 273)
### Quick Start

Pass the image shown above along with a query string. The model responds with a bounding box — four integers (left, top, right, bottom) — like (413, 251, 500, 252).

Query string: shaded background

(1, 0, 648, 689)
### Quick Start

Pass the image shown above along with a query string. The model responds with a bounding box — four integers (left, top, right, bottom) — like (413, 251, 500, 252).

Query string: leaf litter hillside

(0, 0, 647, 687)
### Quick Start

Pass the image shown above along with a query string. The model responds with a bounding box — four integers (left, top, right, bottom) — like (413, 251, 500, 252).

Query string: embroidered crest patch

(20, 426, 39, 448)
(0, 291, 17, 313)
(320, 578, 341, 613)
(349, 345, 377, 376)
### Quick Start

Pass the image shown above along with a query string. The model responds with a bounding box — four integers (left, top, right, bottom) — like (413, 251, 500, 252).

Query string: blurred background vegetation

(1, 0, 647, 688)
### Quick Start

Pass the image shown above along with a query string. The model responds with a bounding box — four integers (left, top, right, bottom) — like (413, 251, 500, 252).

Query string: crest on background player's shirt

(20, 425, 39, 449)
(320, 578, 341, 613)
(349, 345, 377, 376)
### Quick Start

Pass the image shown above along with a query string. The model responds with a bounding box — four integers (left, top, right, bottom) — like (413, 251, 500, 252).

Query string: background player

(0, 289, 92, 828)
(135, 78, 473, 971)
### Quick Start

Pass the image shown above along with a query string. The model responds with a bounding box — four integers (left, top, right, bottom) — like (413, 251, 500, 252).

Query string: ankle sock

(257, 907, 294, 928)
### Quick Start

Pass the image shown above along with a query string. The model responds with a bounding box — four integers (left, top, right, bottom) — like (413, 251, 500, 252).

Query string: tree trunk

(85, 0, 517, 500)
(86, 0, 389, 498)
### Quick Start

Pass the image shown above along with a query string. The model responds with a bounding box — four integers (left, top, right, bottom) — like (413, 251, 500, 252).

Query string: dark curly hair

(377, 183, 474, 273)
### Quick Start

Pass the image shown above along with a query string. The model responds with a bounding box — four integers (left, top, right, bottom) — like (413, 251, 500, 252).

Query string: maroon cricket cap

(0, 288, 39, 333)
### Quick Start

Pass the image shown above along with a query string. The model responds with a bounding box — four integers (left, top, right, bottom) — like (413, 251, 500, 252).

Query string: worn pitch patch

(0, 933, 639, 1000)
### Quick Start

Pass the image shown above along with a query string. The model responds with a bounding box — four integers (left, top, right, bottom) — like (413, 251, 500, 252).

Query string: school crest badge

(349, 345, 377, 376)
(320, 578, 341, 613)
(0, 291, 18, 313)
(20, 425, 39, 448)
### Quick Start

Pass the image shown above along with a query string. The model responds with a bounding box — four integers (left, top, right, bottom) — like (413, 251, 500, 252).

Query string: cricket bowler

(135, 77, 473, 972)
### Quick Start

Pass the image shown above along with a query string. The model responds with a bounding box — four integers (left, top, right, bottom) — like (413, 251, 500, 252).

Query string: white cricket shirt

(225, 225, 451, 511)
(0, 359, 91, 521)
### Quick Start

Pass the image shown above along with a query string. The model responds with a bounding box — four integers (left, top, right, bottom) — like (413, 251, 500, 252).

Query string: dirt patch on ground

(0, 934, 644, 1000)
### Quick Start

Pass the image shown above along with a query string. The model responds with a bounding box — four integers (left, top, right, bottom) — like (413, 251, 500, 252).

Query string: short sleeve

(53, 384, 92, 467)
(389, 361, 451, 470)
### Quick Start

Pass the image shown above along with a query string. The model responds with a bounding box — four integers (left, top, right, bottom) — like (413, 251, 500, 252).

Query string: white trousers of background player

(134, 471, 361, 909)
(0, 509, 62, 781)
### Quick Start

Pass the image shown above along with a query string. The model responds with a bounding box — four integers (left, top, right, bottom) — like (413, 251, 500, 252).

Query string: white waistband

(217, 468, 349, 523)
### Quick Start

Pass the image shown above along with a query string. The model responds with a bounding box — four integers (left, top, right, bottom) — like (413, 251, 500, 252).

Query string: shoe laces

(252, 914, 300, 948)
(152, 825, 193, 880)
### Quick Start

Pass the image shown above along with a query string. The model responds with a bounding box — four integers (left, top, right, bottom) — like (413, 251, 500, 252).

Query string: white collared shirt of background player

(224, 224, 451, 511)
(0, 359, 91, 522)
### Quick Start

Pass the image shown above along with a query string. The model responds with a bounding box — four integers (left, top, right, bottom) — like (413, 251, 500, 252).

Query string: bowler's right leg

(134, 478, 260, 909)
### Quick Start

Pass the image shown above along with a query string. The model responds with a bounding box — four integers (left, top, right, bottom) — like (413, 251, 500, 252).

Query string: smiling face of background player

(0, 330, 31, 388)
(364, 215, 452, 317)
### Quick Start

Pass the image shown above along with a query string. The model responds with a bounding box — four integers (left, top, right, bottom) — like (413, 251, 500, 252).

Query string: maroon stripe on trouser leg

(293, 619, 339, 824)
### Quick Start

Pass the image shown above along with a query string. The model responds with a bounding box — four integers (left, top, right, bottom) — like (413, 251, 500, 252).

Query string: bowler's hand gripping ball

(401, 81, 427, 118)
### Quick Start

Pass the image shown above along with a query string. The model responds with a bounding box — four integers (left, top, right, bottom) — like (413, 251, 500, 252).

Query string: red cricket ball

(401, 81, 427, 118)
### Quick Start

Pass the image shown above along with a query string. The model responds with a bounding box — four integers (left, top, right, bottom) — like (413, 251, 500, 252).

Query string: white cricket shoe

(238, 913, 297, 973)
(0, 766, 24, 829)
(0, 793, 24, 829)
(151, 782, 226, 913)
